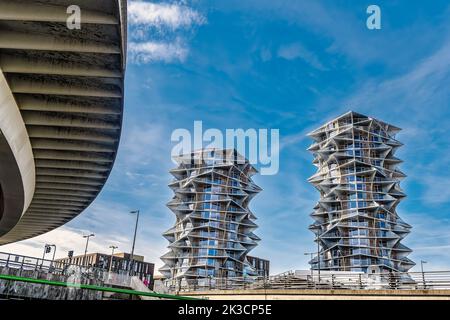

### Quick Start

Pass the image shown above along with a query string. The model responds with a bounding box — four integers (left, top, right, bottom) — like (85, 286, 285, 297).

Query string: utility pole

(49, 244, 56, 272)
(82, 234, 95, 267)
(41, 244, 51, 269)
(304, 252, 314, 278)
(317, 233, 321, 283)
(129, 210, 140, 276)
(421, 260, 427, 289)
(109, 245, 118, 273)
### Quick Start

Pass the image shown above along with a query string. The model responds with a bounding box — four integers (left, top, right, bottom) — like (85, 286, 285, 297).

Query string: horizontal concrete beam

(33, 150, 114, 163)
(29, 203, 86, 211)
(35, 167, 106, 179)
(33, 194, 91, 203)
(23, 112, 120, 130)
(36, 182, 100, 192)
(17, 95, 122, 115)
(0, 54, 121, 78)
(34, 159, 111, 172)
(35, 188, 96, 198)
(0, 30, 120, 54)
(8, 75, 122, 98)
(20, 215, 76, 221)
(24, 208, 78, 215)
(36, 175, 105, 187)
(28, 126, 118, 143)
(31, 138, 115, 153)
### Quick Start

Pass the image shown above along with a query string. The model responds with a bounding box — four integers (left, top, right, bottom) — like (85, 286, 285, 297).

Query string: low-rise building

(247, 256, 270, 277)
(56, 252, 155, 289)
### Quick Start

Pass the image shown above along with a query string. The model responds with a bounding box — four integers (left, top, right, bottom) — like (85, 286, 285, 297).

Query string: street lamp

(82, 233, 95, 267)
(41, 244, 53, 269)
(41, 244, 50, 260)
(48, 244, 57, 271)
(316, 233, 321, 283)
(129, 210, 140, 276)
(109, 245, 118, 273)
(304, 252, 314, 278)
(420, 260, 427, 289)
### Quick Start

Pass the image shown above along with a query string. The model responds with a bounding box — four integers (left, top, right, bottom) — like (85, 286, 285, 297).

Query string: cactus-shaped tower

(307, 111, 414, 273)
(160, 149, 261, 289)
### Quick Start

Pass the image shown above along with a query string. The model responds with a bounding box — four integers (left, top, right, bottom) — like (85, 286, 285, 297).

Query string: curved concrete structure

(0, 0, 127, 244)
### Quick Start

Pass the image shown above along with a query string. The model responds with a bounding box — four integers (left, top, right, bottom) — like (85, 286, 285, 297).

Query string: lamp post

(420, 260, 427, 289)
(41, 244, 52, 269)
(316, 233, 321, 283)
(109, 245, 118, 273)
(129, 210, 140, 276)
(82, 234, 95, 267)
(304, 252, 314, 278)
(49, 244, 56, 272)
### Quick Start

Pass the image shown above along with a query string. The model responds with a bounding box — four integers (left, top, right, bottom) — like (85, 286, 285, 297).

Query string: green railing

(0, 274, 201, 300)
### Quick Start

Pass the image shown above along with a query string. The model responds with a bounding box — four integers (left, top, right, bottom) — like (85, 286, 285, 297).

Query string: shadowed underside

(0, 0, 127, 244)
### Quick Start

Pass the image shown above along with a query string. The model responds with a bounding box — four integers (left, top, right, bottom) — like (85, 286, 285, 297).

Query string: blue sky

(2, 0, 450, 274)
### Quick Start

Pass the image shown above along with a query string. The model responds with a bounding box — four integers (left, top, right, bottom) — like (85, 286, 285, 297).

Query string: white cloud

(127, 1, 206, 64)
(343, 37, 450, 117)
(421, 176, 450, 205)
(278, 42, 326, 70)
(129, 39, 189, 63)
(129, 1, 206, 30)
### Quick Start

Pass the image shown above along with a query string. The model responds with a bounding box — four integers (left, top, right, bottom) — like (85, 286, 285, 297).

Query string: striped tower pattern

(160, 149, 261, 289)
(307, 111, 415, 273)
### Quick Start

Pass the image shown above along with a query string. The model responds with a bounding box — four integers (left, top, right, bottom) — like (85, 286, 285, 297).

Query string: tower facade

(160, 149, 261, 289)
(308, 111, 414, 273)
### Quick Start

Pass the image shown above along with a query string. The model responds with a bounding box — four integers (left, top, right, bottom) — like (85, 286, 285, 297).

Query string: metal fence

(0, 252, 132, 288)
(167, 270, 450, 292)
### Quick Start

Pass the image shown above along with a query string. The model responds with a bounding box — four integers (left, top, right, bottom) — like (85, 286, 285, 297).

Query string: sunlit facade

(160, 149, 261, 289)
(308, 111, 414, 273)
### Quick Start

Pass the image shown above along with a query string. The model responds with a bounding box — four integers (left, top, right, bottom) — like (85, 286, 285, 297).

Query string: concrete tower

(160, 149, 261, 289)
(308, 111, 414, 273)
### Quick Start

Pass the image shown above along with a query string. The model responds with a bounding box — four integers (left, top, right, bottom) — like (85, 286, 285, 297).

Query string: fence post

(422, 271, 427, 289)
(331, 274, 335, 288)
(19, 257, 25, 277)
(358, 274, 363, 289)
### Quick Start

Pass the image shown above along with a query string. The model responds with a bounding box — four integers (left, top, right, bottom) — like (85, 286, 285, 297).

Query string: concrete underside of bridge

(183, 289, 450, 300)
(0, 0, 127, 244)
